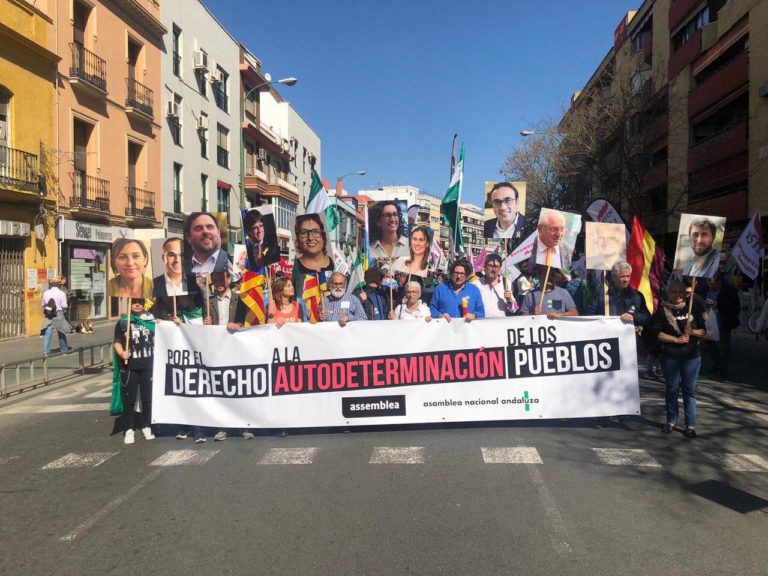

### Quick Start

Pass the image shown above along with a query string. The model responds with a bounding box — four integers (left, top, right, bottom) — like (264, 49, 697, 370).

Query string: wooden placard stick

(124, 297, 131, 365)
(686, 276, 697, 328)
(172, 294, 177, 318)
(388, 256, 394, 314)
(538, 265, 552, 311)
(603, 271, 610, 317)
(205, 273, 211, 319)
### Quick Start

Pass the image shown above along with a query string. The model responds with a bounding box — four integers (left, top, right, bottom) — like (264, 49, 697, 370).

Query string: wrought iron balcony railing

(125, 186, 156, 219)
(70, 170, 110, 211)
(0, 144, 39, 193)
(69, 42, 107, 94)
(125, 78, 154, 119)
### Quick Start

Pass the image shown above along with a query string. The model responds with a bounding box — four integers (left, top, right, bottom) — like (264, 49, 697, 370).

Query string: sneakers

(142, 427, 155, 440)
(242, 431, 254, 440)
(194, 434, 206, 444)
(124, 429, 135, 445)
(175, 431, 188, 440)
(214, 430, 227, 441)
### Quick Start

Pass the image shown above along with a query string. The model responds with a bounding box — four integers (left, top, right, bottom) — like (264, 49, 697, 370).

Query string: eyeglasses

(381, 212, 399, 220)
(298, 229, 322, 238)
(492, 197, 516, 207)
(452, 271, 466, 277)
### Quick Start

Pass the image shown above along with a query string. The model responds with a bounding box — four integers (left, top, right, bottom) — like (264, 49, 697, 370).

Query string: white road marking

(0, 456, 20, 465)
(369, 446, 425, 464)
(527, 462, 572, 554)
(592, 448, 662, 468)
(60, 468, 163, 542)
(149, 450, 219, 467)
(258, 447, 319, 465)
(84, 386, 113, 399)
(0, 403, 110, 414)
(43, 452, 118, 469)
(482, 446, 542, 464)
(707, 453, 768, 472)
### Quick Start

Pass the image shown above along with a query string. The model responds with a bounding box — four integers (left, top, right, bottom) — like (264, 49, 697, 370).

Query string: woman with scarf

(654, 281, 707, 438)
(112, 298, 156, 444)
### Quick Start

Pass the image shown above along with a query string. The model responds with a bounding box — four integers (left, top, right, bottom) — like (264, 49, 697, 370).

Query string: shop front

(56, 219, 134, 322)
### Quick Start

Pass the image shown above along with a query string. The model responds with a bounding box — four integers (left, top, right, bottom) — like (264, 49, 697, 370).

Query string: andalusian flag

(441, 142, 465, 256)
(347, 247, 366, 294)
(306, 169, 339, 231)
(240, 270, 266, 326)
(627, 216, 665, 313)
(302, 273, 322, 323)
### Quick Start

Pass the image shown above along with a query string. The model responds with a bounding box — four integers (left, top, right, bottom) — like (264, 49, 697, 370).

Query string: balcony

(688, 153, 748, 199)
(688, 121, 747, 173)
(669, 30, 701, 79)
(689, 52, 748, 119)
(0, 144, 39, 193)
(643, 113, 668, 147)
(125, 186, 156, 220)
(69, 42, 107, 96)
(125, 78, 154, 121)
(669, 0, 700, 31)
(642, 162, 667, 193)
(70, 171, 110, 212)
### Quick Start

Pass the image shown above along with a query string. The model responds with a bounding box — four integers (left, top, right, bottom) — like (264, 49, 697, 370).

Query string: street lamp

(520, 130, 536, 137)
(239, 76, 298, 211)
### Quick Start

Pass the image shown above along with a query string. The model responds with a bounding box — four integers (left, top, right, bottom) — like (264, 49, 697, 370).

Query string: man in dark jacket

(705, 272, 740, 378)
(353, 267, 392, 320)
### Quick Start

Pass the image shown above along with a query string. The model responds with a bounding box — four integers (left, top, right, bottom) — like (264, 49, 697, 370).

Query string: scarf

(661, 300, 686, 336)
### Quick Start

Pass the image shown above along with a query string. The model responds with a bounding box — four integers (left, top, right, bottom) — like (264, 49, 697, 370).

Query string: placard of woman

(392, 224, 432, 279)
(108, 238, 154, 299)
(291, 214, 334, 296)
(368, 200, 409, 261)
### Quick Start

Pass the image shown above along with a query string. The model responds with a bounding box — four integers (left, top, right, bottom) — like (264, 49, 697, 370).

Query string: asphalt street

(0, 362, 766, 576)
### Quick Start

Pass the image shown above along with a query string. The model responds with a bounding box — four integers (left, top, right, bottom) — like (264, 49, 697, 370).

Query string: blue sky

(208, 0, 641, 207)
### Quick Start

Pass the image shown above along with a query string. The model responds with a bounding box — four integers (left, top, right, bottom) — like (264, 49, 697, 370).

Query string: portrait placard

(182, 212, 229, 276)
(529, 208, 582, 270)
(241, 206, 279, 271)
(108, 238, 153, 298)
(585, 222, 627, 271)
(151, 237, 191, 297)
(367, 199, 410, 265)
(673, 214, 726, 278)
(483, 181, 527, 241)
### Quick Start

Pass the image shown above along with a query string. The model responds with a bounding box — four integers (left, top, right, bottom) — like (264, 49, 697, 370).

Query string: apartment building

(52, 0, 165, 322)
(562, 0, 767, 260)
(162, 0, 240, 244)
(0, 0, 58, 337)
(460, 203, 485, 262)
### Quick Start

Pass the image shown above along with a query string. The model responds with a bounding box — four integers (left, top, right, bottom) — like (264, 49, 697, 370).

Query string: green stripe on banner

(524, 390, 530, 411)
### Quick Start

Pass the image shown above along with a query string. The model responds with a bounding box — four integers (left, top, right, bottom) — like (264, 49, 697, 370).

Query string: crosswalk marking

(1, 403, 110, 414)
(84, 386, 113, 399)
(482, 447, 543, 464)
(258, 447, 319, 465)
(149, 450, 219, 467)
(369, 446, 425, 464)
(43, 452, 118, 469)
(592, 448, 662, 468)
(707, 453, 768, 472)
(0, 456, 20, 465)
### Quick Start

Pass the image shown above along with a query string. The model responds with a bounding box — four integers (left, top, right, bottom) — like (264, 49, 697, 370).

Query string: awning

(217, 180, 232, 190)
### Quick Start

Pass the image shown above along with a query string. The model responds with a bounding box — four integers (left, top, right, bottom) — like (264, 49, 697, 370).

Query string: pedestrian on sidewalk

(113, 299, 156, 444)
(41, 276, 73, 356)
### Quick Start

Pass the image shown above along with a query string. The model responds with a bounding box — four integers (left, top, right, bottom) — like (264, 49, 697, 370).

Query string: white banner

(153, 316, 640, 429)
(731, 210, 764, 280)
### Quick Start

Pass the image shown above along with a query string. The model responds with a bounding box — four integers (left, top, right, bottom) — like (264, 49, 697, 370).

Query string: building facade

(161, 0, 241, 244)
(53, 0, 165, 322)
(0, 0, 59, 338)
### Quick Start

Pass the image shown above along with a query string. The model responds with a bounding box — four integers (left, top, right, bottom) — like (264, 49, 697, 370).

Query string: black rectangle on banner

(165, 364, 270, 398)
(507, 338, 621, 378)
(342, 395, 406, 418)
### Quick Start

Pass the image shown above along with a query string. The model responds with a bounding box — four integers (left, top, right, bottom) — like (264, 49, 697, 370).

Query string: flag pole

(389, 256, 394, 315)
(539, 266, 552, 311)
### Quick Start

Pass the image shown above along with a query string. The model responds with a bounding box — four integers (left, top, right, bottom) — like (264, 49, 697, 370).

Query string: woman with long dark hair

(368, 201, 409, 261)
(392, 225, 432, 279)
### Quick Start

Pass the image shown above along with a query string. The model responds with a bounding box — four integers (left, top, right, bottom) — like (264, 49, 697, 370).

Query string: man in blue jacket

(429, 260, 484, 322)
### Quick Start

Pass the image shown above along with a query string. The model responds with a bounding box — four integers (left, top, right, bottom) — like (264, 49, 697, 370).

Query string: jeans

(662, 356, 701, 427)
(43, 325, 68, 355)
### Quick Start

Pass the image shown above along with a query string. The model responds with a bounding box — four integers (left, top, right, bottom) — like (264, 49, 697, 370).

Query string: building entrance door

(0, 238, 25, 338)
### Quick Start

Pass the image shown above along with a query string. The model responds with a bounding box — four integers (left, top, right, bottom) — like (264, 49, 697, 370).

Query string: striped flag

(627, 216, 665, 313)
(306, 169, 339, 231)
(240, 270, 266, 326)
(303, 273, 322, 323)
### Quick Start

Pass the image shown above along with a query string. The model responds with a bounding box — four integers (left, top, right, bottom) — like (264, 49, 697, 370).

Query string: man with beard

(682, 219, 720, 278)
(319, 272, 367, 326)
(471, 253, 517, 317)
(483, 182, 527, 240)
(184, 212, 229, 275)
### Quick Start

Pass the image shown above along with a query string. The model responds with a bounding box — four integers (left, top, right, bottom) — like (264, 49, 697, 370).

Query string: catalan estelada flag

(627, 216, 665, 313)
(240, 270, 266, 326)
(303, 273, 322, 323)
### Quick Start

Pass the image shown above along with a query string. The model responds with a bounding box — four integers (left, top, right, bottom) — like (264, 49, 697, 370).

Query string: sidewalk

(0, 321, 114, 365)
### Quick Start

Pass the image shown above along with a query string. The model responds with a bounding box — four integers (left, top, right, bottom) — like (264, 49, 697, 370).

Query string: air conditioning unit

(197, 115, 208, 131)
(166, 100, 179, 118)
(193, 50, 208, 71)
(257, 148, 267, 160)
(209, 69, 223, 84)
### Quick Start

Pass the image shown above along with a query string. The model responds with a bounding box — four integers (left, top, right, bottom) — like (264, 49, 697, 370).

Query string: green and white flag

(347, 247, 366, 294)
(306, 169, 339, 231)
(441, 142, 465, 256)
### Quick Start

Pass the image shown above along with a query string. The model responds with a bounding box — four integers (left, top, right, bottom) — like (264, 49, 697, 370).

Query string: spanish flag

(240, 270, 266, 326)
(627, 216, 665, 313)
(303, 273, 322, 324)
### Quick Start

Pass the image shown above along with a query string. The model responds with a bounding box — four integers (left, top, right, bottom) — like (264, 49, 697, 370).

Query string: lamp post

(239, 77, 298, 212)
(334, 170, 366, 248)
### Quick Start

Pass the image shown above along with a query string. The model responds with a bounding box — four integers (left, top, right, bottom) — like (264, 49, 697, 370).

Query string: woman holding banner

(389, 281, 432, 321)
(654, 281, 706, 438)
(268, 277, 308, 326)
(392, 225, 432, 280)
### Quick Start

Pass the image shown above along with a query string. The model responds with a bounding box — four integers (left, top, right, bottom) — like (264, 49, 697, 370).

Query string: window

(216, 124, 228, 168)
(217, 185, 229, 213)
(173, 163, 182, 213)
(244, 83, 258, 117)
(276, 197, 297, 231)
(195, 68, 207, 97)
(245, 141, 256, 175)
(199, 112, 208, 158)
(672, 7, 709, 52)
(170, 94, 182, 146)
(201, 174, 208, 211)
(213, 67, 228, 112)
(172, 25, 182, 77)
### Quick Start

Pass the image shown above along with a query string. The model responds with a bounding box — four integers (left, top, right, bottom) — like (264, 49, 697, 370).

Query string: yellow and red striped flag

(240, 270, 266, 326)
(303, 273, 322, 323)
(627, 216, 665, 313)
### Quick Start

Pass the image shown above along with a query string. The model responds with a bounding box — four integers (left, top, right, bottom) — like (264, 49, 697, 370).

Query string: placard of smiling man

(183, 212, 230, 275)
(483, 181, 527, 241)
(527, 207, 581, 271)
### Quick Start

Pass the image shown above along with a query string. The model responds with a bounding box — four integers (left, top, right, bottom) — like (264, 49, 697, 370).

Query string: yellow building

(0, 0, 59, 338)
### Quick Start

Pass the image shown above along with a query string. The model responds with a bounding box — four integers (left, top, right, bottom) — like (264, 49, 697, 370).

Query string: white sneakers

(142, 427, 155, 440)
(124, 429, 135, 444)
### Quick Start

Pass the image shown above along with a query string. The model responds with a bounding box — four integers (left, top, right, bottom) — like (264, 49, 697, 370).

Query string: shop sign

(56, 219, 134, 243)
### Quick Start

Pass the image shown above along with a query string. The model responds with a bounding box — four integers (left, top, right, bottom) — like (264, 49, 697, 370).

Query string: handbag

(704, 309, 720, 341)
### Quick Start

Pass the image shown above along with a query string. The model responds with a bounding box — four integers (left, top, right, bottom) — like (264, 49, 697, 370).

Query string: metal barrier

(0, 342, 113, 399)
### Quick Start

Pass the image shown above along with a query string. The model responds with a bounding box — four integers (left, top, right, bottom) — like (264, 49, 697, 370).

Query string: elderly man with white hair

(389, 281, 432, 321)
(319, 272, 367, 327)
